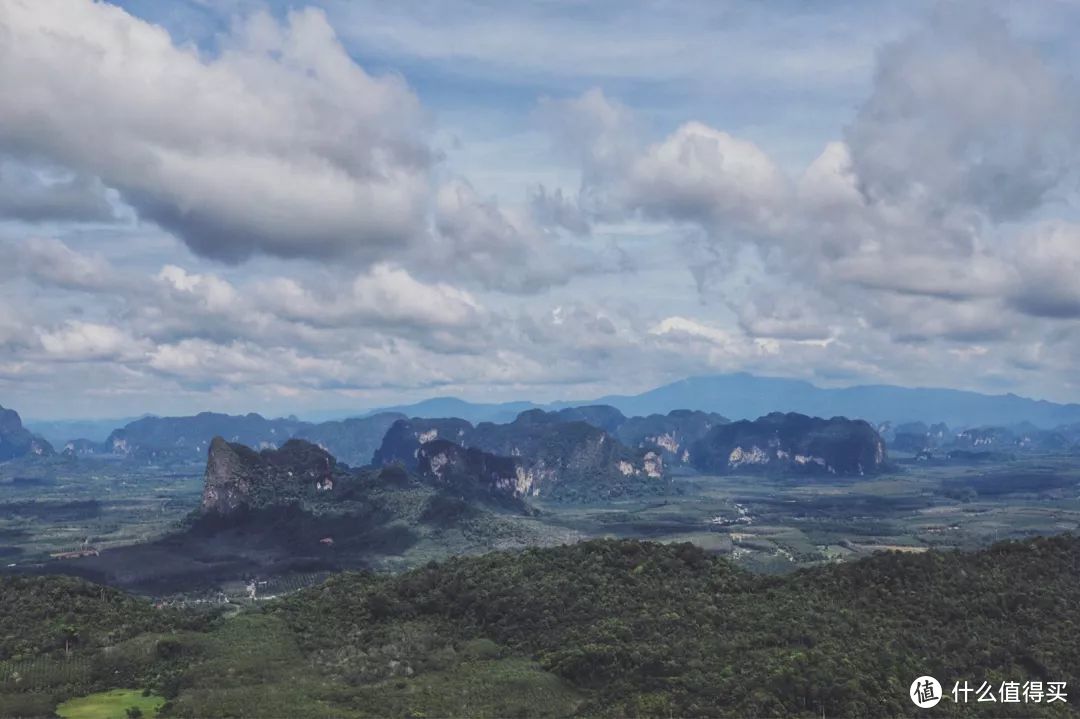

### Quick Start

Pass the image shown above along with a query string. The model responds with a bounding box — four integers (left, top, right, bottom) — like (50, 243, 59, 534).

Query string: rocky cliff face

(690, 412, 887, 476)
(950, 426, 1070, 452)
(61, 438, 104, 458)
(462, 410, 666, 500)
(0, 405, 53, 460)
(201, 437, 260, 514)
(201, 437, 339, 515)
(372, 418, 475, 469)
(615, 409, 729, 465)
(888, 421, 1075, 456)
(415, 439, 532, 511)
(374, 409, 667, 501)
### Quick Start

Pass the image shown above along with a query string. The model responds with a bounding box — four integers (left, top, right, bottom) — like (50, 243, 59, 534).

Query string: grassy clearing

(56, 688, 164, 719)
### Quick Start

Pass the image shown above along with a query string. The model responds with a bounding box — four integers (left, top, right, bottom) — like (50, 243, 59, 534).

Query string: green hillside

(2, 535, 1078, 717)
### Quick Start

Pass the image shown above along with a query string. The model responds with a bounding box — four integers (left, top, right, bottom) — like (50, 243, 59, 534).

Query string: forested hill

(3, 536, 1079, 717)
(270, 535, 1080, 717)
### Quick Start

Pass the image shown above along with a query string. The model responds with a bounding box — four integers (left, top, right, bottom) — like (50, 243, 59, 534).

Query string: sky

(2, 0, 1080, 420)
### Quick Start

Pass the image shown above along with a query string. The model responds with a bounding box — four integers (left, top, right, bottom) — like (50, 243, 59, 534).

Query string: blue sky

(2, 0, 1080, 419)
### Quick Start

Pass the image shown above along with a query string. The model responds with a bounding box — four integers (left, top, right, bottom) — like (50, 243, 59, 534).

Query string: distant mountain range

(368, 373, 1080, 430)
(54, 411, 405, 467)
(10, 374, 1080, 464)
(23, 416, 145, 446)
(363, 397, 539, 424)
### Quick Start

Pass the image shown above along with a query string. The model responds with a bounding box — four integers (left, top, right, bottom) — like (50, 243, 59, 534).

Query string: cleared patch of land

(56, 688, 165, 719)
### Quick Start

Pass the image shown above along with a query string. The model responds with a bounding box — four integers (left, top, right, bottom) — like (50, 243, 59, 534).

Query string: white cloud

(428, 178, 604, 292)
(536, 4, 1080, 355)
(0, 0, 431, 262)
(1009, 221, 1080, 318)
(649, 316, 778, 358)
(650, 316, 737, 346)
(8, 2, 1080, 416)
(6, 237, 119, 292)
(258, 264, 484, 330)
(624, 122, 789, 235)
(845, 5, 1078, 221)
(543, 92, 792, 243)
(157, 265, 239, 313)
(37, 321, 148, 361)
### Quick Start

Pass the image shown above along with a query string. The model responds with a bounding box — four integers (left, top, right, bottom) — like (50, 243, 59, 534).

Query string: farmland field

(3, 452, 1080, 593)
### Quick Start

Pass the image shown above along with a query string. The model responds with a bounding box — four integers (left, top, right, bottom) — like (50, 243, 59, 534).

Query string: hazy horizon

(18, 371, 1080, 423)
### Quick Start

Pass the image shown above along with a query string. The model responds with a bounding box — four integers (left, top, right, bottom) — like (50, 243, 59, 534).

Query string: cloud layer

(0, 1, 435, 263)
(1, 1, 1080, 418)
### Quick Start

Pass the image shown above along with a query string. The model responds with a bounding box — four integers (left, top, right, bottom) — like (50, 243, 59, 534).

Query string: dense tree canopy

(2, 535, 1078, 717)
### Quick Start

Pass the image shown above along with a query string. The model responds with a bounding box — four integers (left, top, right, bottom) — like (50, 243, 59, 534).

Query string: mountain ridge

(368, 373, 1080, 429)
(16, 373, 1080, 458)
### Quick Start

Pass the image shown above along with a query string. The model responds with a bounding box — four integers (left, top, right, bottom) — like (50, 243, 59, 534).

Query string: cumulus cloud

(800, 6, 1080, 324)
(5, 238, 120, 293)
(156, 265, 239, 313)
(9, 2, 1080, 415)
(147, 339, 349, 388)
(427, 178, 609, 292)
(648, 315, 804, 364)
(0, 1, 622, 298)
(0, 0, 431, 263)
(36, 321, 149, 362)
(846, 5, 1078, 222)
(650, 316, 746, 348)
(623, 122, 789, 235)
(258, 264, 485, 331)
(538, 5, 1080, 353)
(543, 90, 788, 235)
(142, 332, 576, 395)
(1008, 222, 1080, 318)
(122, 261, 493, 355)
